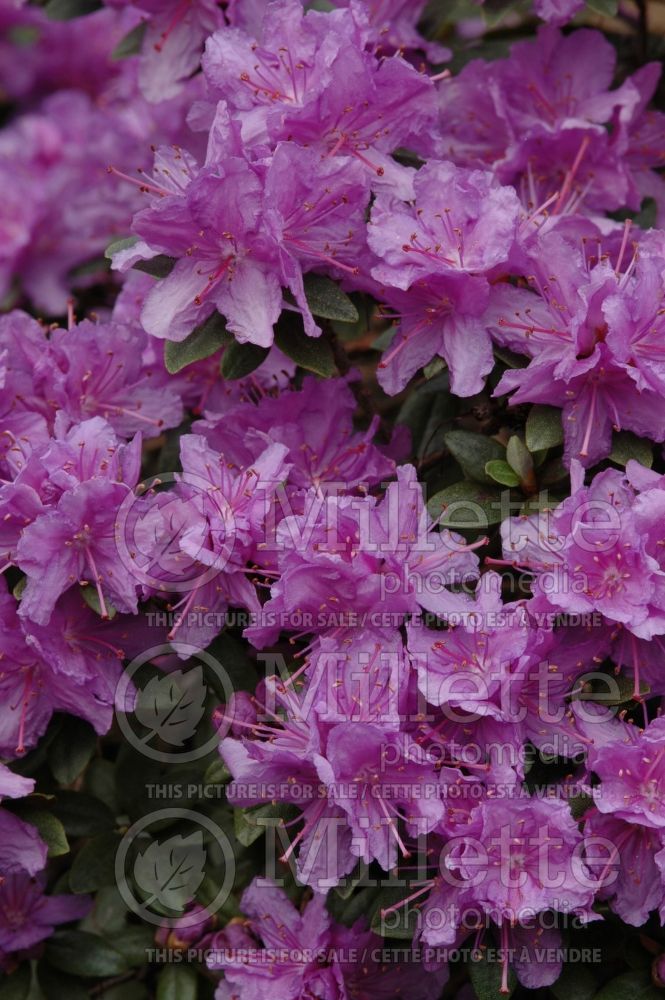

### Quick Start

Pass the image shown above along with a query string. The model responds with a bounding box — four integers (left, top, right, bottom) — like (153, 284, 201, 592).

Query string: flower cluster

(2, 0, 665, 997)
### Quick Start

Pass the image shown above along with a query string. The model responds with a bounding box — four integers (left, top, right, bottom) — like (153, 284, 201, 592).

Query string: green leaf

(234, 803, 293, 847)
(105, 236, 139, 261)
(443, 430, 505, 484)
(372, 326, 397, 352)
(112, 21, 147, 59)
(205, 630, 259, 694)
(329, 886, 381, 928)
(396, 372, 457, 463)
(0, 964, 31, 1000)
(102, 984, 149, 1000)
(13, 576, 27, 600)
(24, 810, 70, 858)
(526, 405, 564, 452)
(569, 793, 595, 822)
(423, 357, 447, 379)
(583, 672, 650, 706)
(82, 886, 128, 935)
(164, 313, 230, 374)
(112, 926, 156, 966)
(134, 255, 176, 279)
(609, 431, 653, 469)
(593, 971, 662, 1000)
(485, 460, 520, 488)
(220, 340, 269, 380)
(203, 758, 230, 786)
(586, 0, 618, 15)
(81, 584, 117, 619)
(370, 887, 418, 940)
(52, 791, 115, 837)
(46, 931, 129, 978)
(275, 320, 337, 378)
(481, 0, 530, 26)
(50, 717, 97, 785)
(302, 274, 359, 323)
(157, 965, 198, 1000)
(427, 481, 504, 530)
(69, 832, 122, 893)
(468, 946, 517, 1000)
(84, 758, 119, 814)
(37, 963, 89, 1000)
(551, 963, 597, 1000)
(506, 435, 533, 481)
(45, 0, 102, 19)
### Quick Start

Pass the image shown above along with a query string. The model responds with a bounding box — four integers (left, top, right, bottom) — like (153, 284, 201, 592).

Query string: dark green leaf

(84, 758, 120, 814)
(37, 963, 89, 1000)
(506, 435, 533, 480)
(46, 931, 128, 978)
(205, 631, 259, 694)
(275, 320, 337, 378)
(105, 236, 139, 261)
(526, 405, 564, 452)
(220, 340, 269, 380)
(443, 430, 505, 484)
(52, 791, 115, 837)
(396, 372, 456, 463)
(164, 313, 230, 374)
(102, 984, 149, 1000)
(112, 926, 155, 966)
(234, 803, 293, 847)
(427, 480, 505, 530)
(302, 274, 359, 323)
(69, 832, 122, 893)
(50, 717, 97, 785)
(485, 460, 520, 488)
(569, 793, 595, 822)
(112, 21, 147, 59)
(23, 809, 70, 858)
(593, 971, 662, 1000)
(551, 963, 597, 1000)
(0, 964, 31, 1000)
(81, 583, 117, 619)
(82, 886, 128, 935)
(328, 886, 381, 928)
(203, 759, 230, 786)
(423, 357, 447, 379)
(157, 965, 198, 1000)
(45, 0, 102, 19)
(468, 946, 517, 1000)
(586, 0, 618, 15)
(610, 431, 653, 469)
(370, 887, 418, 940)
(134, 255, 176, 279)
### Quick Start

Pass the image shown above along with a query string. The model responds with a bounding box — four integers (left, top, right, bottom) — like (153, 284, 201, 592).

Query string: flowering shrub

(2, 0, 665, 998)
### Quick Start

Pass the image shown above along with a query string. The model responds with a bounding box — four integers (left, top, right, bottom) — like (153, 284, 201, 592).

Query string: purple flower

(487, 231, 665, 466)
(0, 767, 47, 878)
(0, 581, 141, 755)
(196, 374, 395, 492)
(0, 873, 90, 968)
(583, 811, 665, 926)
(246, 465, 481, 647)
(48, 318, 184, 439)
(368, 160, 520, 395)
(589, 717, 665, 829)
(319, 723, 444, 871)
